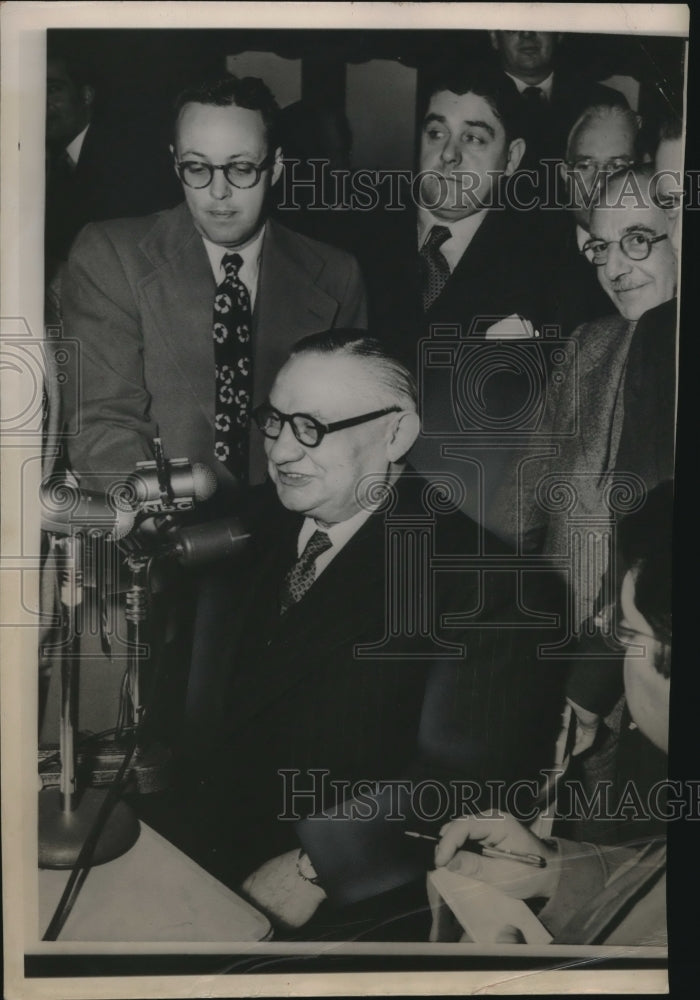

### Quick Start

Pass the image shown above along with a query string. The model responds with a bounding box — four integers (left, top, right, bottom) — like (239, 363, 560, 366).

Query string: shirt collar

(202, 223, 266, 307)
(296, 505, 374, 559)
(417, 206, 488, 271)
(505, 70, 554, 101)
(65, 124, 90, 166)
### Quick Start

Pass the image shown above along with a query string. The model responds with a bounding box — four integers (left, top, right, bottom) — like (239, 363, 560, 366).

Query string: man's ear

(666, 206, 682, 253)
(169, 144, 180, 180)
(270, 146, 284, 187)
(505, 137, 526, 176)
(387, 410, 420, 462)
(80, 84, 96, 112)
(489, 31, 500, 52)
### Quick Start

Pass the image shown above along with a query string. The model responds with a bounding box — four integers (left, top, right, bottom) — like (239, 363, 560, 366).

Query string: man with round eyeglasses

(549, 102, 643, 338)
(504, 166, 677, 809)
(61, 73, 367, 503)
(167, 329, 566, 935)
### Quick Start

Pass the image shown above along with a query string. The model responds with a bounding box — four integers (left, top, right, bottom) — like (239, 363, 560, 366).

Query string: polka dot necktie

(212, 252, 253, 481)
(419, 225, 451, 311)
(280, 530, 332, 614)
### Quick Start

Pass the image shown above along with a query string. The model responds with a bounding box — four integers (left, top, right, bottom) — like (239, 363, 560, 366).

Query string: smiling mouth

(615, 284, 648, 294)
(277, 470, 312, 485)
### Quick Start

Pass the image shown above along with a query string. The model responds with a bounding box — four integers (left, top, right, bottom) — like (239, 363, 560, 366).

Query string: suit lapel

(575, 316, 635, 478)
(228, 510, 388, 732)
(139, 204, 217, 426)
(253, 220, 341, 404)
(426, 210, 503, 333)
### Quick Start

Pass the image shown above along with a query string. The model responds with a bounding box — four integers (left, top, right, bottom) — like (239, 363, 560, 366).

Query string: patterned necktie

(212, 252, 253, 481)
(280, 530, 332, 614)
(419, 225, 451, 311)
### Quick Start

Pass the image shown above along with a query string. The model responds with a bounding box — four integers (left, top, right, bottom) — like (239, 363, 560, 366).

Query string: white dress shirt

(417, 207, 488, 274)
(65, 124, 90, 167)
(505, 70, 555, 102)
(202, 224, 266, 310)
(295, 506, 375, 580)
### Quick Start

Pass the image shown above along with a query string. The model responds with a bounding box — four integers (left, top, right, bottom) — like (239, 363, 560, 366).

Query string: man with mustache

(507, 166, 677, 789)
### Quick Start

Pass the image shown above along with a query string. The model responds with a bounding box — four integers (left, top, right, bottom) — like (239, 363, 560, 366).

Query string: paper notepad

(428, 867, 553, 945)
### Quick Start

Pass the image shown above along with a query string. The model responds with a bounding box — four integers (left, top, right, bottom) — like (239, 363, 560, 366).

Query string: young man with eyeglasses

(60, 74, 367, 505)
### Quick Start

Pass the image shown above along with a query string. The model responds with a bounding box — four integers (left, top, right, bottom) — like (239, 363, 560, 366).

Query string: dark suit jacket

(362, 204, 562, 531)
(45, 116, 181, 279)
(503, 72, 629, 171)
(362, 201, 557, 366)
(540, 838, 666, 945)
(60, 205, 367, 500)
(167, 470, 567, 894)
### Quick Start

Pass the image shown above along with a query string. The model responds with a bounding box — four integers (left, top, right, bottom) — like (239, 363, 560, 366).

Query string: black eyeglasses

(253, 404, 402, 448)
(582, 232, 669, 266)
(175, 155, 274, 190)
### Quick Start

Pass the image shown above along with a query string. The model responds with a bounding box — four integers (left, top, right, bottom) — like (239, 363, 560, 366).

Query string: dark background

(50, 27, 686, 157)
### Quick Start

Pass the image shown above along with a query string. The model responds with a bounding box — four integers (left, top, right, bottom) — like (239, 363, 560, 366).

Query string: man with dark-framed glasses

(60, 73, 367, 504)
(162, 328, 566, 936)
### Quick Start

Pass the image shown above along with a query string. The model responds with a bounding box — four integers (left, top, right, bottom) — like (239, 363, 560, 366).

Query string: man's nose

(604, 241, 632, 281)
(210, 167, 232, 200)
(440, 137, 462, 168)
(268, 421, 305, 463)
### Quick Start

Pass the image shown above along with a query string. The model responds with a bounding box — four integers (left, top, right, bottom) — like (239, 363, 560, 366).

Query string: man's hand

(434, 811, 559, 901)
(239, 849, 327, 931)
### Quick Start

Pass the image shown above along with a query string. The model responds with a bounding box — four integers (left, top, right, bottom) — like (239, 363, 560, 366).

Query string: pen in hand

(404, 829, 547, 869)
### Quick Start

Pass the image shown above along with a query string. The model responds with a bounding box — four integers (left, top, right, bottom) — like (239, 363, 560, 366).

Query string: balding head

(562, 104, 640, 229)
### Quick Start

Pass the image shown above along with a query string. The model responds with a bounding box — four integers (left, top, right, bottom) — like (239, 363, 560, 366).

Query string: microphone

(167, 517, 251, 568)
(40, 485, 137, 540)
(125, 460, 217, 514)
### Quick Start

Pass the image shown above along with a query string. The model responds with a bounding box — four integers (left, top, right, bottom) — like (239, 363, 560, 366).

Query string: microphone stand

(39, 529, 140, 870)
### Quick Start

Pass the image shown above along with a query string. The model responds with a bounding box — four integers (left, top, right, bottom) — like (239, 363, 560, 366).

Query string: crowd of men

(43, 30, 679, 943)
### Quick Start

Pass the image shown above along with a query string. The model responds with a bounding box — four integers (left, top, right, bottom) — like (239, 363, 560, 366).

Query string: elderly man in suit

(60, 73, 367, 504)
(516, 166, 677, 617)
(151, 330, 568, 937)
(491, 166, 677, 811)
